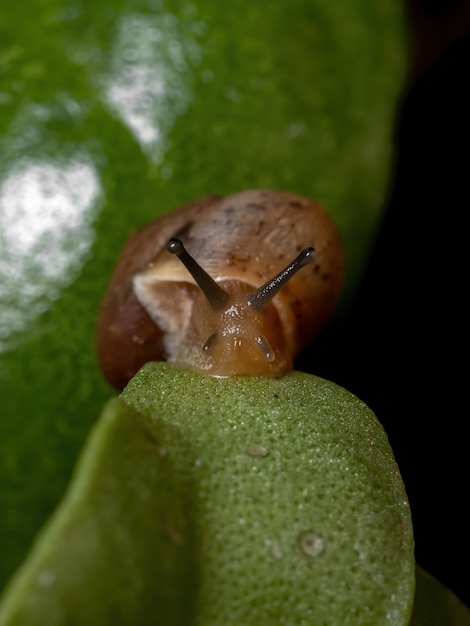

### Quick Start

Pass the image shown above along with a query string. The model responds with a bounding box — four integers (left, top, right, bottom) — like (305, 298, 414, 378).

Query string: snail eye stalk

(167, 238, 230, 310)
(247, 247, 316, 311)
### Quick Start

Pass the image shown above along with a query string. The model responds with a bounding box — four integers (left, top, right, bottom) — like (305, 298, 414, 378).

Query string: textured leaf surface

(0, 364, 414, 625)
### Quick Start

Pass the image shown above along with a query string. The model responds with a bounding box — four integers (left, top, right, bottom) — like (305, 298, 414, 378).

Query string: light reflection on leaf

(0, 160, 102, 350)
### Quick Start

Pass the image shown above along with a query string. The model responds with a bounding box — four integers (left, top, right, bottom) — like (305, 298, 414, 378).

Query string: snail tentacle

(167, 238, 230, 310)
(247, 247, 316, 312)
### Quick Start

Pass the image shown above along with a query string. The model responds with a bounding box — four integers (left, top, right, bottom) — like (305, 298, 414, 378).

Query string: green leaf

(411, 566, 470, 626)
(0, 364, 414, 625)
(0, 0, 407, 588)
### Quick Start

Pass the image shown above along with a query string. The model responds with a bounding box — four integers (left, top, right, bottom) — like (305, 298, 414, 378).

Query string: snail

(96, 189, 343, 390)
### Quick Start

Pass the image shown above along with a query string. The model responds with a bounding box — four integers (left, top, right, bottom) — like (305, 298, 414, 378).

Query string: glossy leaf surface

(0, 0, 406, 588)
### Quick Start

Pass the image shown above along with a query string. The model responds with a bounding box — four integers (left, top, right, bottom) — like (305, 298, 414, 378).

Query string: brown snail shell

(96, 189, 343, 390)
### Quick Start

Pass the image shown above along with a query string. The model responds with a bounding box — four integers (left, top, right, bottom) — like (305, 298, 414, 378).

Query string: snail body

(96, 190, 343, 389)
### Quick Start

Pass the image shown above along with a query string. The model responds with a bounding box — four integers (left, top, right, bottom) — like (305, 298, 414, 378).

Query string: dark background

(309, 0, 470, 608)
